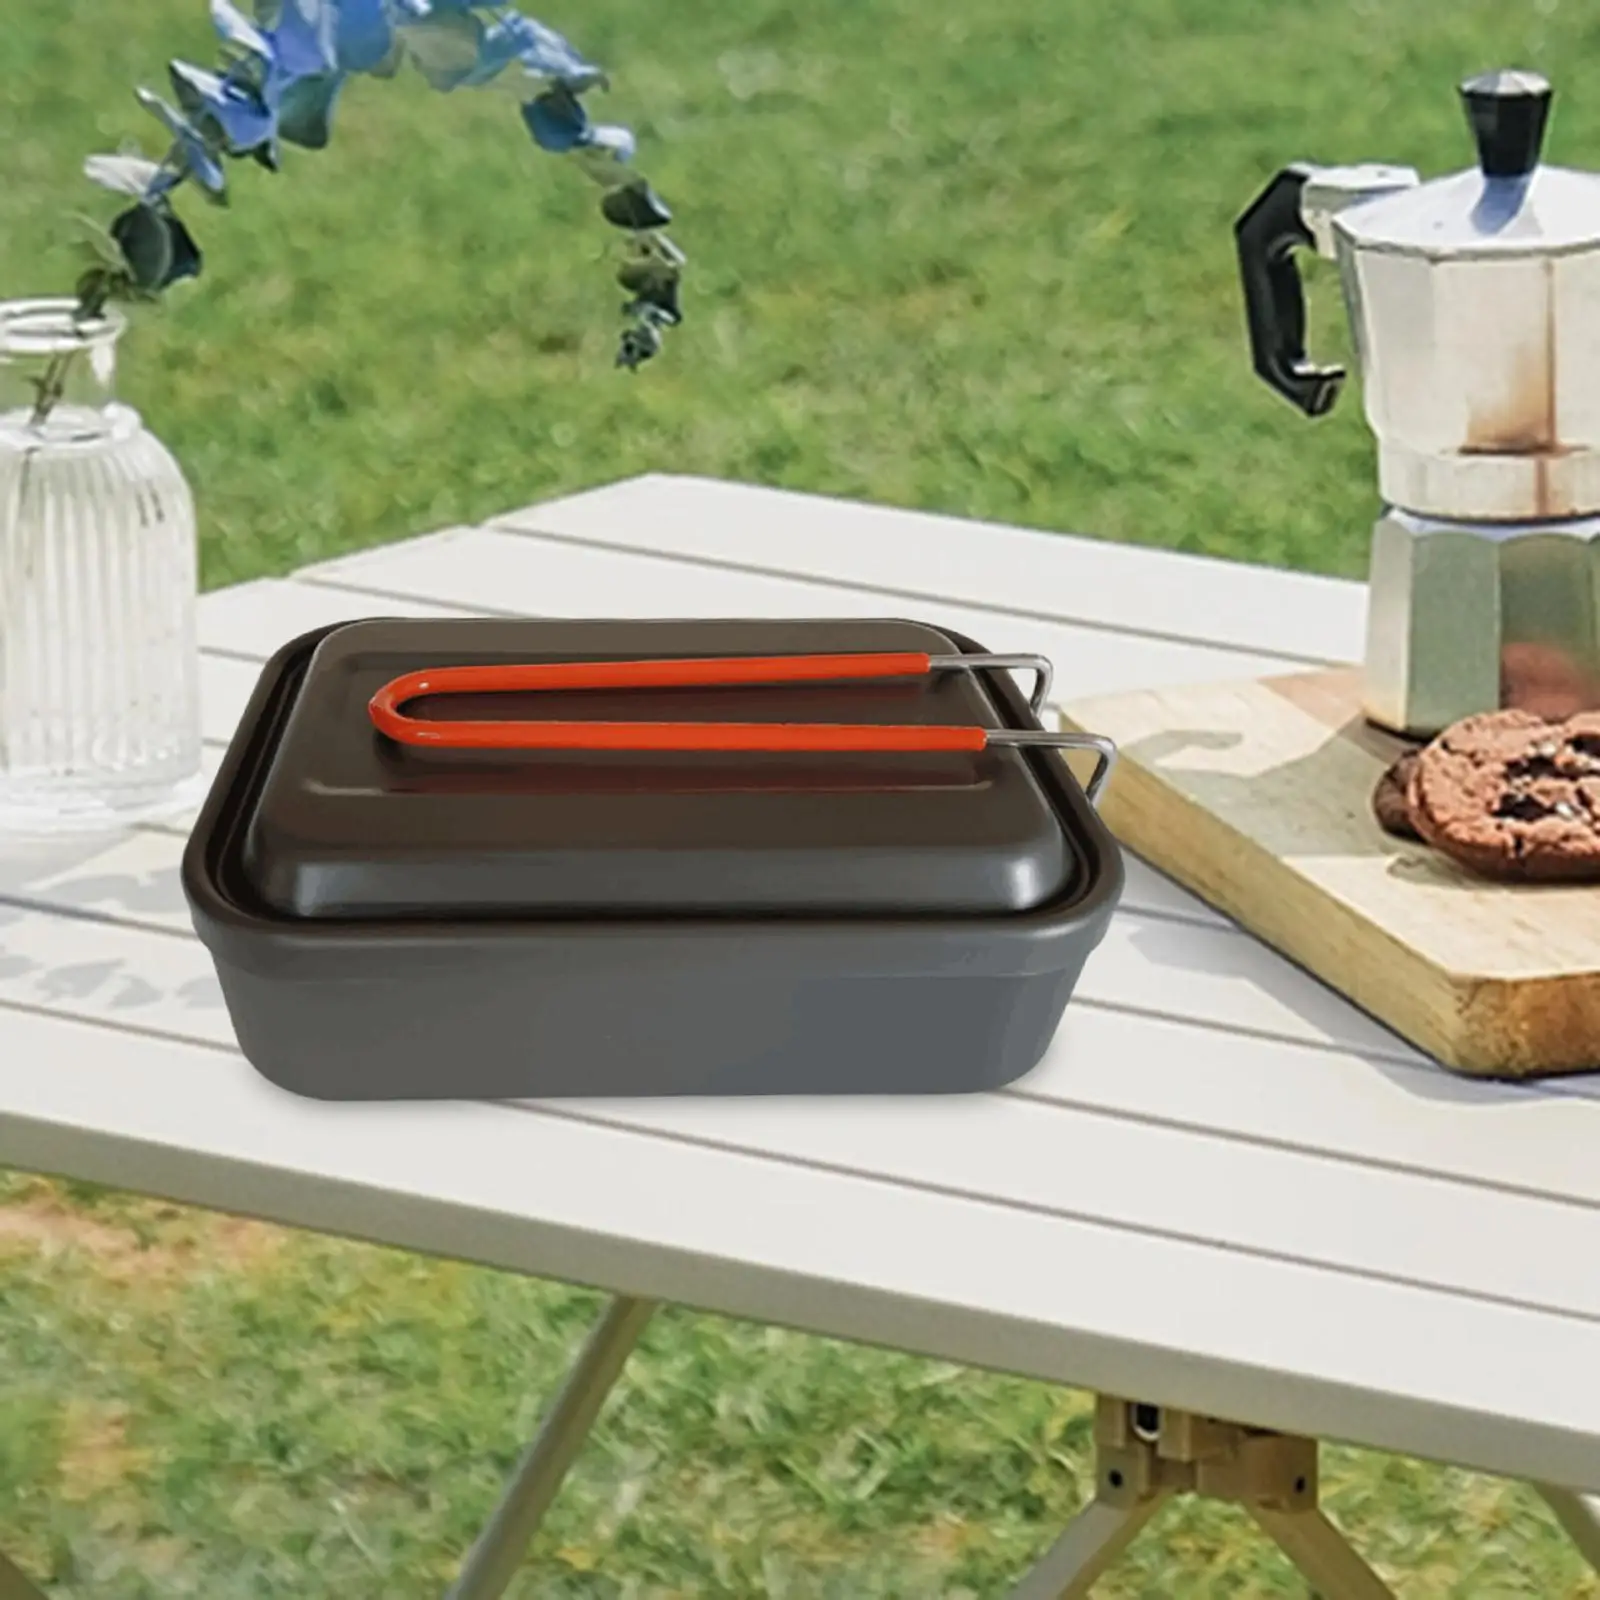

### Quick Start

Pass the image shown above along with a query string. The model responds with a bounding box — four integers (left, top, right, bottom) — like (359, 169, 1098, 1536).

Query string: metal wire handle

(991, 730, 1118, 807)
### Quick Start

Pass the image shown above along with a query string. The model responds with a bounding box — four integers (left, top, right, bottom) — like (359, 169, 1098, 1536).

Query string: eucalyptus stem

(61, 2, 682, 383)
(24, 274, 112, 430)
(27, 353, 79, 429)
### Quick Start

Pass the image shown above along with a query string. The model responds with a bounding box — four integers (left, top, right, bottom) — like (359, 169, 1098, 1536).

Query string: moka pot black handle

(1234, 163, 1345, 418)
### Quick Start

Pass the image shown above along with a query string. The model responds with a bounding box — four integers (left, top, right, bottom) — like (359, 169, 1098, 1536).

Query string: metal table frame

(422, 1296, 1600, 1600)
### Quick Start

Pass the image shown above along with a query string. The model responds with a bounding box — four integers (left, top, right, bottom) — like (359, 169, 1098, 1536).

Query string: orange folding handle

(366, 651, 996, 753)
(364, 648, 1121, 804)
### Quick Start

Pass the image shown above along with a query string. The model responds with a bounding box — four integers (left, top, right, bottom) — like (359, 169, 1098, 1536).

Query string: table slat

(479, 475, 1367, 667)
(288, 525, 1295, 698)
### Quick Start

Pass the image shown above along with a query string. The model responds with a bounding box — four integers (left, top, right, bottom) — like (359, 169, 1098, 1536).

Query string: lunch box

(182, 616, 1124, 1099)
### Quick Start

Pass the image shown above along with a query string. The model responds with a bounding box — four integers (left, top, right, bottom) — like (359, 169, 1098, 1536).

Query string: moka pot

(1236, 69, 1600, 735)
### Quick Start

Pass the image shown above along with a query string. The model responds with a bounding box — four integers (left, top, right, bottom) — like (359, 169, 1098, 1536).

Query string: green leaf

(69, 213, 129, 272)
(110, 204, 176, 292)
(393, 10, 484, 91)
(276, 72, 345, 149)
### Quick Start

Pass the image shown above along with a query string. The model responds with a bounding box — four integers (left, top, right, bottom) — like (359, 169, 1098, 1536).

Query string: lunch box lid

(232, 617, 1090, 921)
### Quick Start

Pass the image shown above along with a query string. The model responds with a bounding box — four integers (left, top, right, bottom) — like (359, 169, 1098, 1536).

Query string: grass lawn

(4, 0, 1600, 1594)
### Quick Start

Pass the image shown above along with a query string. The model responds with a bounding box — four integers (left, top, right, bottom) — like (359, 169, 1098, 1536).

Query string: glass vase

(0, 298, 203, 834)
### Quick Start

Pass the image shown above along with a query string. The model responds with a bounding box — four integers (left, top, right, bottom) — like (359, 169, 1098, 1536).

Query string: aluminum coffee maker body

(1235, 70, 1600, 737)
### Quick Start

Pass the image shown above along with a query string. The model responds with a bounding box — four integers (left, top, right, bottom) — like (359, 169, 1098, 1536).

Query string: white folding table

(1, 474, 1598, 1599)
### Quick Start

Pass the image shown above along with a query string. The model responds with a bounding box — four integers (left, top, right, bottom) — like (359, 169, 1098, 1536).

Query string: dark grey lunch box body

(182, 617, 1124, 1100)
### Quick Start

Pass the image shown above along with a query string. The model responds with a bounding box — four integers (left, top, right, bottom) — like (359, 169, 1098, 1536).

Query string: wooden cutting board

(1058, 667, 1600, 1078)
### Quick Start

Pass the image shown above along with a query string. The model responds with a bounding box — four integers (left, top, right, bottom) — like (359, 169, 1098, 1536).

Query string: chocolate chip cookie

(1371, 749, 1422, 841)
(1405, 710, 1600, 881)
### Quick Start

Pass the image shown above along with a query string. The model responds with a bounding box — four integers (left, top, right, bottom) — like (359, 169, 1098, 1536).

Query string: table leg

(1537, 1485, 1600, 1574)
(443, 1295, 657, 1600)
(0, 1550, 50, 1600)
(1003, 1494, 1168, 1599)
(1250, 1507, 1398, 1599)
(1003, 1396, 1398, 1600)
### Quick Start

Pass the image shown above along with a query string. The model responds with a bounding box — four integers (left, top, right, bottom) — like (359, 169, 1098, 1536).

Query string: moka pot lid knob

(1461, 68, 1552, 179)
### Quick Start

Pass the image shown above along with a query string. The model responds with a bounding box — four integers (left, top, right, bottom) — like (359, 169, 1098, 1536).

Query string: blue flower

(330, 0, 398, 75)
(392, 7, 485, 92)
(392, 3, 605, 94)
(168, 60, 276, 157)
(259, 0, 339, 84)
(135, 87, 229, 200)
(520, 85, 590, 152)
(455, 14, 541, 89)
(274, 71, 346, 148)
(498, 12, 606, 92)
(236, 2, 348, 148)
(210, 0, 273, 61)
(207, 0, 281, 160)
